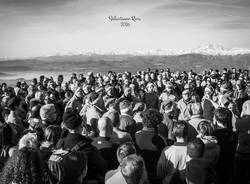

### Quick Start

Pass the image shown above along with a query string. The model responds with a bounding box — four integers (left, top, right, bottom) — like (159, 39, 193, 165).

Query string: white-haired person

(106, 153, 150, 184)
(105, 142, 137, 182)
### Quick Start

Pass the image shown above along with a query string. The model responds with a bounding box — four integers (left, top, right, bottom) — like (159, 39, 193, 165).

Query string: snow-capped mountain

(189, 44, 250, 56)
(1, 44, 250, 61)
(76, 44, 250, 56)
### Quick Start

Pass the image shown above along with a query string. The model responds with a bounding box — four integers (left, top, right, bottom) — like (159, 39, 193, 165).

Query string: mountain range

(33, 44, 250, 58)
(1, 44, 250, 61)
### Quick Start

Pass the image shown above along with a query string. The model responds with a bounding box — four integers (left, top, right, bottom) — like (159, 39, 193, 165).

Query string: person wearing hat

(57, 110, 107, 183)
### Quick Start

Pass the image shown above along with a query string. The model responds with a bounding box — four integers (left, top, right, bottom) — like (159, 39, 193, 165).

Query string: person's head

(182, 90, 190, 101)
(161, 100, 178, 119)
(18, 133, 38, 149)
(105, 98, 116, 110)
(57, 74, 64, 84)
(220, 82, 233, 94)
(49, 91, 60, 101)
(116, 142, 137, 163)
(164, 82, 173, 92)
(0, 148, 42, 184)
(119, 100, 132, 114)
(146, 82, 154, 93)
(62, 110, 83, 134)
(35, 90, 44, 102)
(204, 86, 214, 97)
(124, 87, 132, 98)
(74, 87, 83, 99)
(241, 100, 250, 117)
(87, 92, 99, 104)
(172, 121, 188, 139)
(44, 125, 62, 145)
(214, 107, 232, 129)
(1, 83, 7, 92)
(187, 138, 205, 159)
(197, 120, 214, 138)
(120, 154, 147, 184)
(141, 108, 163, 128)
(30, 104, 42, 119)
(40, 104, 58, 124)
(64, 90, 73, 99)
(97, 117, 113, 137)
(188, 102, 203, 117)
(145, 73, 150, 82)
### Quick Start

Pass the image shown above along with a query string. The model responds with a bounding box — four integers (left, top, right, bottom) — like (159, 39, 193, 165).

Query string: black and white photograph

(0, 0, 250, 184)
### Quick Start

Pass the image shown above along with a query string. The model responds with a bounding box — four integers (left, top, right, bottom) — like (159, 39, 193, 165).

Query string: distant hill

(0, 53, 250, 74)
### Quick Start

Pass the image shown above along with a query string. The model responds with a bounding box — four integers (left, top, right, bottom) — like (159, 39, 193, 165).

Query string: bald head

(241, 100, 250, 117)
(98, 117, 113, 137)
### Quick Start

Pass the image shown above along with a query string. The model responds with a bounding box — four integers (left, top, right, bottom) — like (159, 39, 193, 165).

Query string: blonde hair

(18, 133, 38, 150)
(241, 100, 250, 118)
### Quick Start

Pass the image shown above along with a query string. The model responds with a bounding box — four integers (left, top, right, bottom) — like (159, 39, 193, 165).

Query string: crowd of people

(0, 67, 250, 184)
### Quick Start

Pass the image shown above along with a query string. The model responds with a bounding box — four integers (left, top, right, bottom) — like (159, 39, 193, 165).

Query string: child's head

(187, 138, 205, 159)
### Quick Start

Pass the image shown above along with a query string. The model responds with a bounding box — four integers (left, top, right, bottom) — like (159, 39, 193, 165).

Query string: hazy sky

(0, 0, 250, 58)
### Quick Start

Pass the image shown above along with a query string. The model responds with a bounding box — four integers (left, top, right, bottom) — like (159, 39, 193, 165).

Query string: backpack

(48, 141, 87, 184)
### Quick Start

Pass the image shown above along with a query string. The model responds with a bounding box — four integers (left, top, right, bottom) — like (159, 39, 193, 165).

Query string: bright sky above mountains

(0, 0, 250, 58)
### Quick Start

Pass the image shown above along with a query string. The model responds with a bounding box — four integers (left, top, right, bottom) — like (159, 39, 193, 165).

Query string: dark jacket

(92, 136, 118, 170)
(186, 159, 217, 184)
(56, 133, 107, 180)
(236, 115, 250, 153)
